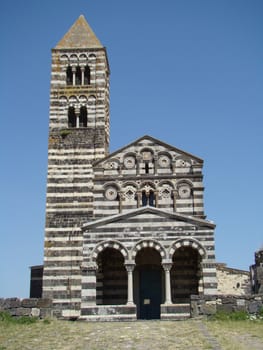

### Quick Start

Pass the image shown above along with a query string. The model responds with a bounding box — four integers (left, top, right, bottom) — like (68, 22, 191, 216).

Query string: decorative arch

(158, 180, 175, 189)
(131, 239, 167, 260)
(168, 238, 207, 260)
(91, 240, 129, 262)
(122, 181, 138, 190)
(176, 179, 194, 188)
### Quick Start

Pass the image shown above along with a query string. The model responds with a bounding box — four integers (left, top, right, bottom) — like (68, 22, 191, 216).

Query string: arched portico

(168, 239, 206, 303)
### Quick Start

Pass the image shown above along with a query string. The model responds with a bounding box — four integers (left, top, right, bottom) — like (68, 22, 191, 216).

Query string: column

(154, 190, 159, 208)
(137, 191, 142, 208)
(75, 107, 80, 128)
(81, 67, 85, 85)
(72, 67, 76, 86)
(118, 191, 123, 213)
(125, 263, 135, 305)
(172, 190, 177, 212)
(136, 156, 141, 175)
(162, 262, 172, 304)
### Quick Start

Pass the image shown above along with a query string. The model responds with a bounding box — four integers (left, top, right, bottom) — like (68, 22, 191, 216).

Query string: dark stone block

(16, 308, 31, 317)
(248, 301, 262, 314)
(37, 299, 52, 308)
(4, 298, 21, 308)
(21, 298, 38, 308)
(217, 304, 234, 313)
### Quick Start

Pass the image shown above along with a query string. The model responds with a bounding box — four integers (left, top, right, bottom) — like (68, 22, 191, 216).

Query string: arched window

(75, 66, 81, 85)
(84, 65, 91, 85)
(79, 106, 87, 127)
(142, 190, 155, 207)
(66, 66, 73, 85)
(68, 107, 76, 127)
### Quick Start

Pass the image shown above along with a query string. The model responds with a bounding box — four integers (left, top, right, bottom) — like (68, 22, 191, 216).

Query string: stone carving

(124, 186, 136, 200)
(105, 186, 118, 200)
(178, 184, 191, 198)
(124, 156, 136, 169)
(158, 155, 170, 168)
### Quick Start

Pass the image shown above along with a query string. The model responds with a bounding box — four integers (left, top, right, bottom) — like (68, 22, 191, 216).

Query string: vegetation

(0, 311, 37, 325)
(0, 312, 263, 350)
(60, 129, 71, 138)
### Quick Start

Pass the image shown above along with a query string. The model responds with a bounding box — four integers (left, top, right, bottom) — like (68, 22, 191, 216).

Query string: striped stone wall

(93, 136, 205, 219)
(43, 41, 110, 318)
(80, 208, 217, 319)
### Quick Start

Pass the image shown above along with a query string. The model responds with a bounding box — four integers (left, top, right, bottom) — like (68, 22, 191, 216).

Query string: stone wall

(191, 294, 263, 317)
(216, 263, 251, 295)
(0, 298, 52, 318)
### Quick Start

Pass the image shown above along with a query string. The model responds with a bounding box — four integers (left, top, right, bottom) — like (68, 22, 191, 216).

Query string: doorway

(134, 248, 163, 319)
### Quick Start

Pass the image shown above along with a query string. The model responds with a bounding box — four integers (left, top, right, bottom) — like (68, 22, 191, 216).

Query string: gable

(82, 206, 215, 231)
(93, 135, 203, 170)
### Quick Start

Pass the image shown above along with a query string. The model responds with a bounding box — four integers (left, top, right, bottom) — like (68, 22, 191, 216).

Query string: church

(42, 15, 218, 320)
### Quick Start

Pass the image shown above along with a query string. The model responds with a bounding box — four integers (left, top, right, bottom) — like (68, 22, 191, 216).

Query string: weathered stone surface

(248, 301, 262, 313)
(37, 299, 52, 308)
(21, 298, 38, 308)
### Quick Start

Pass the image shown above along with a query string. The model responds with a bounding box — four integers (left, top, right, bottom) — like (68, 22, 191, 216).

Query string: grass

(0, 311, 262, 350)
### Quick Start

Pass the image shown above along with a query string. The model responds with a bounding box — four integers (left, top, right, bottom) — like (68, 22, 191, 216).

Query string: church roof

(55, 15, 103, 49)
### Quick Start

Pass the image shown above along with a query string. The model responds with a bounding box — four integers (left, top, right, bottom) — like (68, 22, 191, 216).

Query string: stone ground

(1, 319, 263, 349)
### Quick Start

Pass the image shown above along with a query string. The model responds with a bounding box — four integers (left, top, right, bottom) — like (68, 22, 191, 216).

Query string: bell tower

(42, 15, 110, 317)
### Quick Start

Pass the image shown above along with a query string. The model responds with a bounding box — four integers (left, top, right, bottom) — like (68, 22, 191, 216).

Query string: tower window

(68, 107, 76, 127)
(84, 65, 91, 85)
(79, 107, 87, 127)
(75, 66, 82, 85)
(66, 66, 73, 85)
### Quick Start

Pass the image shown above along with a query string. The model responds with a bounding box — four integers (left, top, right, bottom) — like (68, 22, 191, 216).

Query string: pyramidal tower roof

(55, 15, 103, 49)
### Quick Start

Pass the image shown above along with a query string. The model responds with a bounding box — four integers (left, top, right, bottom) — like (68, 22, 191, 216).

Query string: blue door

(138, 267, 161, 319)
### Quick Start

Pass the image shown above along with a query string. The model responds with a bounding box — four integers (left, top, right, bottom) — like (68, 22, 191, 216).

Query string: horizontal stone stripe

(44, 262, 81, 268)
(81, 296, 96, 303)
(46, 192, 93, 197)
(43, 279, 81, 287)
(46, 207, 92, 212)
(82, 283, 96, 289)
(43, 285, 81, 291)
(44, 271, 81, 277)
(44, 256, 82, 262)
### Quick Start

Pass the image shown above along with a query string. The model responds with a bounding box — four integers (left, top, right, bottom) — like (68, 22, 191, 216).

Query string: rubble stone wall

(0, 298, 53, 318)
(191, 294, 263, 317)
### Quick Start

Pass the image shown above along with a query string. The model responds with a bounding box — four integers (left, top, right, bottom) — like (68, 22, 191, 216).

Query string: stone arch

(88, 95, 96, 105)
(68, 95, 78, 105)
(91, 240, 129, 262)
(131, 239, 167, 260)
(59, 96, 68, 106)
(140, 181, 156, 190)
(122, 181, 138, 190)
(168, 238, 207, 260)
(157, 151, 172, 169)
(60, 54, 69, 63)
(79, 53, 88, 62)
(69, 54, 78, 64)
(158, 180, 175, 189)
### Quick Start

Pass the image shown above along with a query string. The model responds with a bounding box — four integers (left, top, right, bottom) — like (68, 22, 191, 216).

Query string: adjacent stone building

(42, 15, 218, 320)
(250, 249, 263, 294)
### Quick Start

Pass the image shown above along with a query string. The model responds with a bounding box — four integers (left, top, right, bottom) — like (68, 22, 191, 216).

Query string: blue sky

(0, 0, 262, 298)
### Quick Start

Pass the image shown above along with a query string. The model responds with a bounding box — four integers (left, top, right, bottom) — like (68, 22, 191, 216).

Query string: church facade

(42, 15, 217, 320)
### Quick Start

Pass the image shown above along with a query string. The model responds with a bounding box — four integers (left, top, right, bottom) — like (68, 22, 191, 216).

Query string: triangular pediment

(55, 15, 103, 49)
(94, 135, 203, 168)
(82, 206, 215, 230)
